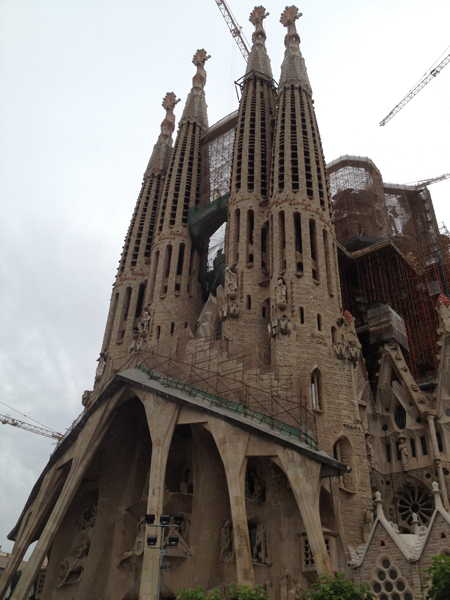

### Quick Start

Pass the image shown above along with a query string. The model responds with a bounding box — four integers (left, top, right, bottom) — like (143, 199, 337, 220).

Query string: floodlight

(168, 535, 179, 547)
(160, 514, 170, 525)
(147, 534, 158, 547)
(145, 514, 155, 525)
(173, 513, 184, 525)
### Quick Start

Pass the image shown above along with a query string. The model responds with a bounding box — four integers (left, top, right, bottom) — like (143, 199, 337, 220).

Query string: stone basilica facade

(3, 7, 450, 600)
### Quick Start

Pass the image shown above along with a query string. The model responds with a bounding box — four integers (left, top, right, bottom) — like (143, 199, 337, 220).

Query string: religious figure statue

(246, 469, 265, 504)
(362, 509, 373, 542)
(225, 266, 238, 299)
(192, 49, 211, 90)
(95, 352, 107, 381)
(249, 6, 270, 44)
(398, 434, 409, 472)
(58, 529, 92, 587)
(252, 524, 271, 565)
(81, 390, 91, 407)
(137, 309, 151, 335)
(365, 435, 375, 469)
(218, 519, 233, 562)
(275, 278, 287, 310)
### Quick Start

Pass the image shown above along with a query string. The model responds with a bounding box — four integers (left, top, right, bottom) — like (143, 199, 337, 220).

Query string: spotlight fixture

(168, 535, 179, 547)
(160, 514, 170, 525)
(145, 514, 155, 525)
(162, 562, 172, 572)
(147, 534, 158, 547)
(173, 513, 184, 525)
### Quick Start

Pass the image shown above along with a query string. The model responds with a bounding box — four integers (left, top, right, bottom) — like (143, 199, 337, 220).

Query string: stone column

(276, 448, 333, 576)
(209, 420, 255, 586)
(0, 466, 67, 599)
(10, 389, 125, 600)
(139, 392, 180, 600)
(425, 411, 449, 509)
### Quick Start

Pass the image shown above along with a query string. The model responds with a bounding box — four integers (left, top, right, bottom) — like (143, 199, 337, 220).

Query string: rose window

(398, 485, 433, 525)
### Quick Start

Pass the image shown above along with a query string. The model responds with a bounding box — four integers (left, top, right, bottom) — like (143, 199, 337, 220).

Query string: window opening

(134, 283, 146, 319)
(420, 436, 428, 456)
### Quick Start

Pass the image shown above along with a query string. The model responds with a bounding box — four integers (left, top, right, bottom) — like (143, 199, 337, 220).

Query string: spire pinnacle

(144, 92, 180, 178)
(279, 6, 311, 93)
(246, 7, 273, 77)
(180, 49, 210, 129)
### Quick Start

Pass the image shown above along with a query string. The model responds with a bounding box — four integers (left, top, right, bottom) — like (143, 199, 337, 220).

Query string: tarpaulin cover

(367, 302, 409, 352)
(188, 193, 229, 249)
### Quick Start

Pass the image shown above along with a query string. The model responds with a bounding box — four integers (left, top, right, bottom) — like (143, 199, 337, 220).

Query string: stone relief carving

(220, 267, 240, 321)
(192, 49, 210, 91)
(130, 307, 152, 354)
(264, 580, 275, 600)
(333, 310, 361, 362)
(365, 434, 375, 470)
(81, 390, 91, 407)
(252, 524, 272, 565)
(362, 509, 373, 542)
(288, 582, 303, 600)
(398, 434, 409, 472)
(275, 278, 287, 311)
(95, 352, 107, 381)
(163, 516, 191, 557)
(58, 502, 97, 587)
(121, 516, 146, 560)
(218, 519, 235, 563)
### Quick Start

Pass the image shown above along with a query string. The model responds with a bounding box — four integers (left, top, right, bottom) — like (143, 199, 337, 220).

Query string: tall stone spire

(222, 7, 276, 360)
(180, 49, 210, 129)
(246, 6, 273, 78)
(145, 50, 211, 342)
(279, 6, 311, 94)
(144, 92, 180, 178)
(97, 93, 180, 380)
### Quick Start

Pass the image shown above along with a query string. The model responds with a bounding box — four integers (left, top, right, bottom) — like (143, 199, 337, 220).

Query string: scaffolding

(330, 156, 450, 382)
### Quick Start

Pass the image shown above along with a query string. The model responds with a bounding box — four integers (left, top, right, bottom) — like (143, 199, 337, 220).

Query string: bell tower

(97, 92, 179, 381)
(147, 49, 210, 343)
(222, 7, 276, 362)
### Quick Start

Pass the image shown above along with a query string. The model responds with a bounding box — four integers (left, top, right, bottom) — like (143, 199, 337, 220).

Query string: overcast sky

(1, 0, 449, 557)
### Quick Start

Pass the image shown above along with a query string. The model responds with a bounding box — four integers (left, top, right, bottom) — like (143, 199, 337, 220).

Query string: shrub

(422, 554, 450, 600)
(176, 584, 269, 600)
(303, 573, 373, 600)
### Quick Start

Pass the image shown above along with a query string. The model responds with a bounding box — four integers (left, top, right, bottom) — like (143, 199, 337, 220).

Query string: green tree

(422, 554, 450, 600)
(303, 573, 373, 600)
(176, 584, 269, 600)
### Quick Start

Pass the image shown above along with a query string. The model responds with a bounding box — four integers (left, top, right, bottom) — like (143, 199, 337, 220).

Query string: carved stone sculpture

(137, 309, 151, 335)
(81, 390, 91, 407)
(192, 49, 211, 90)
(95, 353, 107, 381)
(58, 529, 92, 587)
(122, 516, 146, 560)
(275, 278, 287, 310)
(280, 6, 302, 38)
(252, 524, 272, 565)
(288, 582, 303, 600)
(249, 6, 270, 44)
(362, 509, 373, 542)
(279, 569, 289, 600)
(225, 266, 238, 300)
(218, 519, 232, 562)
(398, 434, 409, 472)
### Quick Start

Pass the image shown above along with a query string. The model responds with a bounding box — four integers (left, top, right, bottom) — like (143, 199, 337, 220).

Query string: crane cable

(0, 400, 60, 434)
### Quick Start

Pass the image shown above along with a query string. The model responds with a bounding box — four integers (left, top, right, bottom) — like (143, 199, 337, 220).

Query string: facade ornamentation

(249, 6, 270, 44)
(252, 524, 271, 565)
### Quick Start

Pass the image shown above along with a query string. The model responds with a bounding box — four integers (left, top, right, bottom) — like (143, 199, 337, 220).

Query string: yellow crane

(0, 413, 63, 441)
(380, 48, 450, 126)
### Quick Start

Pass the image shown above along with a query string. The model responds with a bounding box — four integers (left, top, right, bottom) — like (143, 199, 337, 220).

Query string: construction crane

(380, 49, 450, 126)
(215, 0, 250, 62)
(0, 414, 63, 441)
(405, 172, 450, 189)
